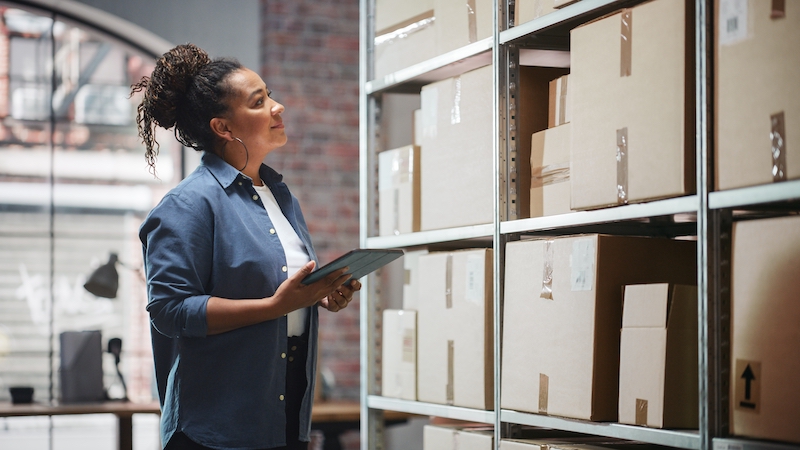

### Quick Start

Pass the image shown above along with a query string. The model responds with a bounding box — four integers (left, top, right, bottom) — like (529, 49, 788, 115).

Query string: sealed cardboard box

(420, 65, 567, 228)
(381, 310, 417, 400)
(548, 74, 571, 128)
(402, 248, 429, 310)
(424, 425, 494, 450)
(515, 0, 558, 26)
(501, 235, 696, 421)
(379, 146, 421, 236)
(417, 249, 493, 409)
(570, 0, 695, 210)
(435, 0, 493, 55)
(420, 65, 494, 230)
(731, 215, 800, 444)
(530, 123, 572, 218)
(618, 284, 698, 429)
(374, 16, 437, 80)
(376, 0, 434, 34)
(715, 0, 800, 190)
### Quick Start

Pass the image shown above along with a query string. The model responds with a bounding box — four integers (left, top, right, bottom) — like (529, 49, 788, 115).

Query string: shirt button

(281, 266, 288, 272)
(238, 181, 242, 186)
(289, 356, 294, 362)
(291, 345, 297, 351)
(269, 228, 276, 234)
(252, 194, 259, 201)
(279, 395, 285, 401)
(281, 353, 286, 359)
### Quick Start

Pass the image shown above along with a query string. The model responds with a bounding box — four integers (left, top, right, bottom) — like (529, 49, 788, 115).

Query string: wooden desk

(0, 400, 161, 450)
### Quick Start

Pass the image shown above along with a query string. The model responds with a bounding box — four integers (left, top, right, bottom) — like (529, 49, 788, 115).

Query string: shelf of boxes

(359, 0, 800, 448)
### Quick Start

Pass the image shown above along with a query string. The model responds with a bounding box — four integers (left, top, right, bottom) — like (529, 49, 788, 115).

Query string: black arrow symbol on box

(739, 364, 756, 409)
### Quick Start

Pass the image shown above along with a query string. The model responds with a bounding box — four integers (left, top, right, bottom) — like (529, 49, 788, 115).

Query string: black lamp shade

(84, 253, 119, 298)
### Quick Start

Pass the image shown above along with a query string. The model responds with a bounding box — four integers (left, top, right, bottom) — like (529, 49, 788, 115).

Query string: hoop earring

(224, 137, 249, 172)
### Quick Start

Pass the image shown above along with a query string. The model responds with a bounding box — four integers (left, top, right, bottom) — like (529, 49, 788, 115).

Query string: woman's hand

(319, 278, 362, 312)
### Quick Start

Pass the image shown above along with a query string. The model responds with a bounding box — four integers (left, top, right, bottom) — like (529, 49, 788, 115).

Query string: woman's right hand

(270, 261, 352, 315)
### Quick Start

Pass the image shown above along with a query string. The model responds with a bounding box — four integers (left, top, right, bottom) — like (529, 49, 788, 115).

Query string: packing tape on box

(390, 148, 413, 235)
(446, 253, 453, 309)
(451, 76, 463, 125)
(558, 76, 569, 125)
(393, 189, 401, 235)
(540, 240, 555, 300)
(531, 162, 570, 188)
(374, 12, 435, 47)
(620, 9, 632, 77)
(447, 340, 455, 405)
(771, 111, 787, 182)
(402, 327, 415, 363)
(571, 238, 596, 291)
(467, 0, 478, 43)
(538, 373, 549, 414)
(772, 0, 786, 19)
(616, 127, 629, 204)
(719, 0, 749, 46)
(635, 398, 648, 426)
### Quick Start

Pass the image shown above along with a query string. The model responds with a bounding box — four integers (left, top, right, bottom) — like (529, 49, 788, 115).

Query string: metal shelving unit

(359, 0, 800, 449)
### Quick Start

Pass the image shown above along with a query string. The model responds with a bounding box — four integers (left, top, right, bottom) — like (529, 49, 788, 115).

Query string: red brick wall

(259, 0, 361, 401)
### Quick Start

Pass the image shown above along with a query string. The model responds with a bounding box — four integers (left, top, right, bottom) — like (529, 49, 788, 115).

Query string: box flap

(622, 283, 670, 328)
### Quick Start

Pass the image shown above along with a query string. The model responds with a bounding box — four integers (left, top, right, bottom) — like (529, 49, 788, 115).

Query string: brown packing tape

(620, 9, 632, 77)
(616, 127, 629, 204)
(635, 398, 648, 426)
(446, 254, 453, 309)
(771, 111, 787, 182)
(771, 0, 786, 19)
(447, 340, 455, 405)
(540, 240, 555, 300)
(467, 0, 478, 44)
(559, 76, 568, 125)
(531, 162, 570, 188)
(538, 373, 549, 414)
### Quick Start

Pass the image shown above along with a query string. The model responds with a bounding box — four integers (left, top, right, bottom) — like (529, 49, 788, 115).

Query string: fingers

(321, 280, 361, 313)
(288, 260, 317, 285)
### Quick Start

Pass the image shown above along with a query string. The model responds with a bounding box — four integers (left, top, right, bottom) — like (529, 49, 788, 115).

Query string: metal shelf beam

(367, 396, 496, 424)
(709, 180, 800, 210)
(365, 223, 494, 249)
(502, 410, 701, 449)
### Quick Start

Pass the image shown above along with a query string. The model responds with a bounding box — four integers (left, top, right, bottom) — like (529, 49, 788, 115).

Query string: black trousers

(166, 334, 310, 450)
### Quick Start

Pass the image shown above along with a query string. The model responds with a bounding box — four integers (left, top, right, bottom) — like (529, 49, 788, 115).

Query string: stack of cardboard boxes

(377, 0, 800, 445)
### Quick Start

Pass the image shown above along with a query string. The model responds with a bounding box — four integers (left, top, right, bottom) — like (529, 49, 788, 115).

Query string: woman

(135, 44, 360, 450)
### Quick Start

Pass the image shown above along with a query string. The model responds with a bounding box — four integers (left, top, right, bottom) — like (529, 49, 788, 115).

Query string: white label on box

(570, 239, 595, 291)
(421, 87, 438, 139)
(465, 253, 485, 305)
(378, 150, 394, 191)
(719, 0, 749, 46)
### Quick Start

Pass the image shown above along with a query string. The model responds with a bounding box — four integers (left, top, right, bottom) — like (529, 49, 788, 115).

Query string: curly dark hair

(131, 43, 243, 172)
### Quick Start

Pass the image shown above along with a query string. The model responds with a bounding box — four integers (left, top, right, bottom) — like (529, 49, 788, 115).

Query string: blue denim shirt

(140, 151, 319, 449)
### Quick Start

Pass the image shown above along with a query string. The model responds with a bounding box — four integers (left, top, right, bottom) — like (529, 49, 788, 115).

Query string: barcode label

(719, 0, 748, 46)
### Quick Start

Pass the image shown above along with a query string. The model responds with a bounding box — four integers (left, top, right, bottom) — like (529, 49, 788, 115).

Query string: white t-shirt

(253, 182, 310, 336)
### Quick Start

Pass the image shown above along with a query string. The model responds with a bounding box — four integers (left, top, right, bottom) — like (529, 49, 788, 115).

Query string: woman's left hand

(319, 279, 362, 312)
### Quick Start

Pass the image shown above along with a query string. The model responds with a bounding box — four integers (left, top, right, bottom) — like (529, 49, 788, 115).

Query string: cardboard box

(554, 0, 581, 7)
(731, 215, 800, 444)
(419, 65, 567, 228)
(501, 235, 696, 421)
(419, 65, 494, 230)
(379, 146, 421, 236)
(548, 74, 571, 128)
(570, 0, 695, 210)
(381, 310, 417, 400)
(530, 123, 571, 218)
(515, 0, 558, 26)
(618, 284, 698, 428)
(424, 425, 494, 450)
(376, 0, 434, 34)
(714, 0, 800, 190)
(402, 248, 429, 310)
(374, 15, 437, 80)
(435, 0, 493, 55)
(417, 249, 493, 409)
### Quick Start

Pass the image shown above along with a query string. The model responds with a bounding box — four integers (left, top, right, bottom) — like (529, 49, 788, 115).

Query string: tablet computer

(301, 249, 404, 285)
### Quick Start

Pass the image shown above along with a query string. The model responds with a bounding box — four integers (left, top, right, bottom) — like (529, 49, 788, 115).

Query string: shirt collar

(201, 151, 284, 188)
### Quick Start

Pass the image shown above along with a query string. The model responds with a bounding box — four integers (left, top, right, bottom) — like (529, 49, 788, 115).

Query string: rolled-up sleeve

(141, 192, 213, 339)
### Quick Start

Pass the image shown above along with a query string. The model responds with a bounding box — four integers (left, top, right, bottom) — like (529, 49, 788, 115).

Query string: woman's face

(221, 68, 287, 157)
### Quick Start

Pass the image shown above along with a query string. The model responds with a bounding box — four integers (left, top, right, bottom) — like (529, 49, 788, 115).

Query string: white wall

(71, 0, 260, 70)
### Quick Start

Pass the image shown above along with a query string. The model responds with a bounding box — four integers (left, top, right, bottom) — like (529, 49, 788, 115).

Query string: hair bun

(145, 43, 211, 129)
